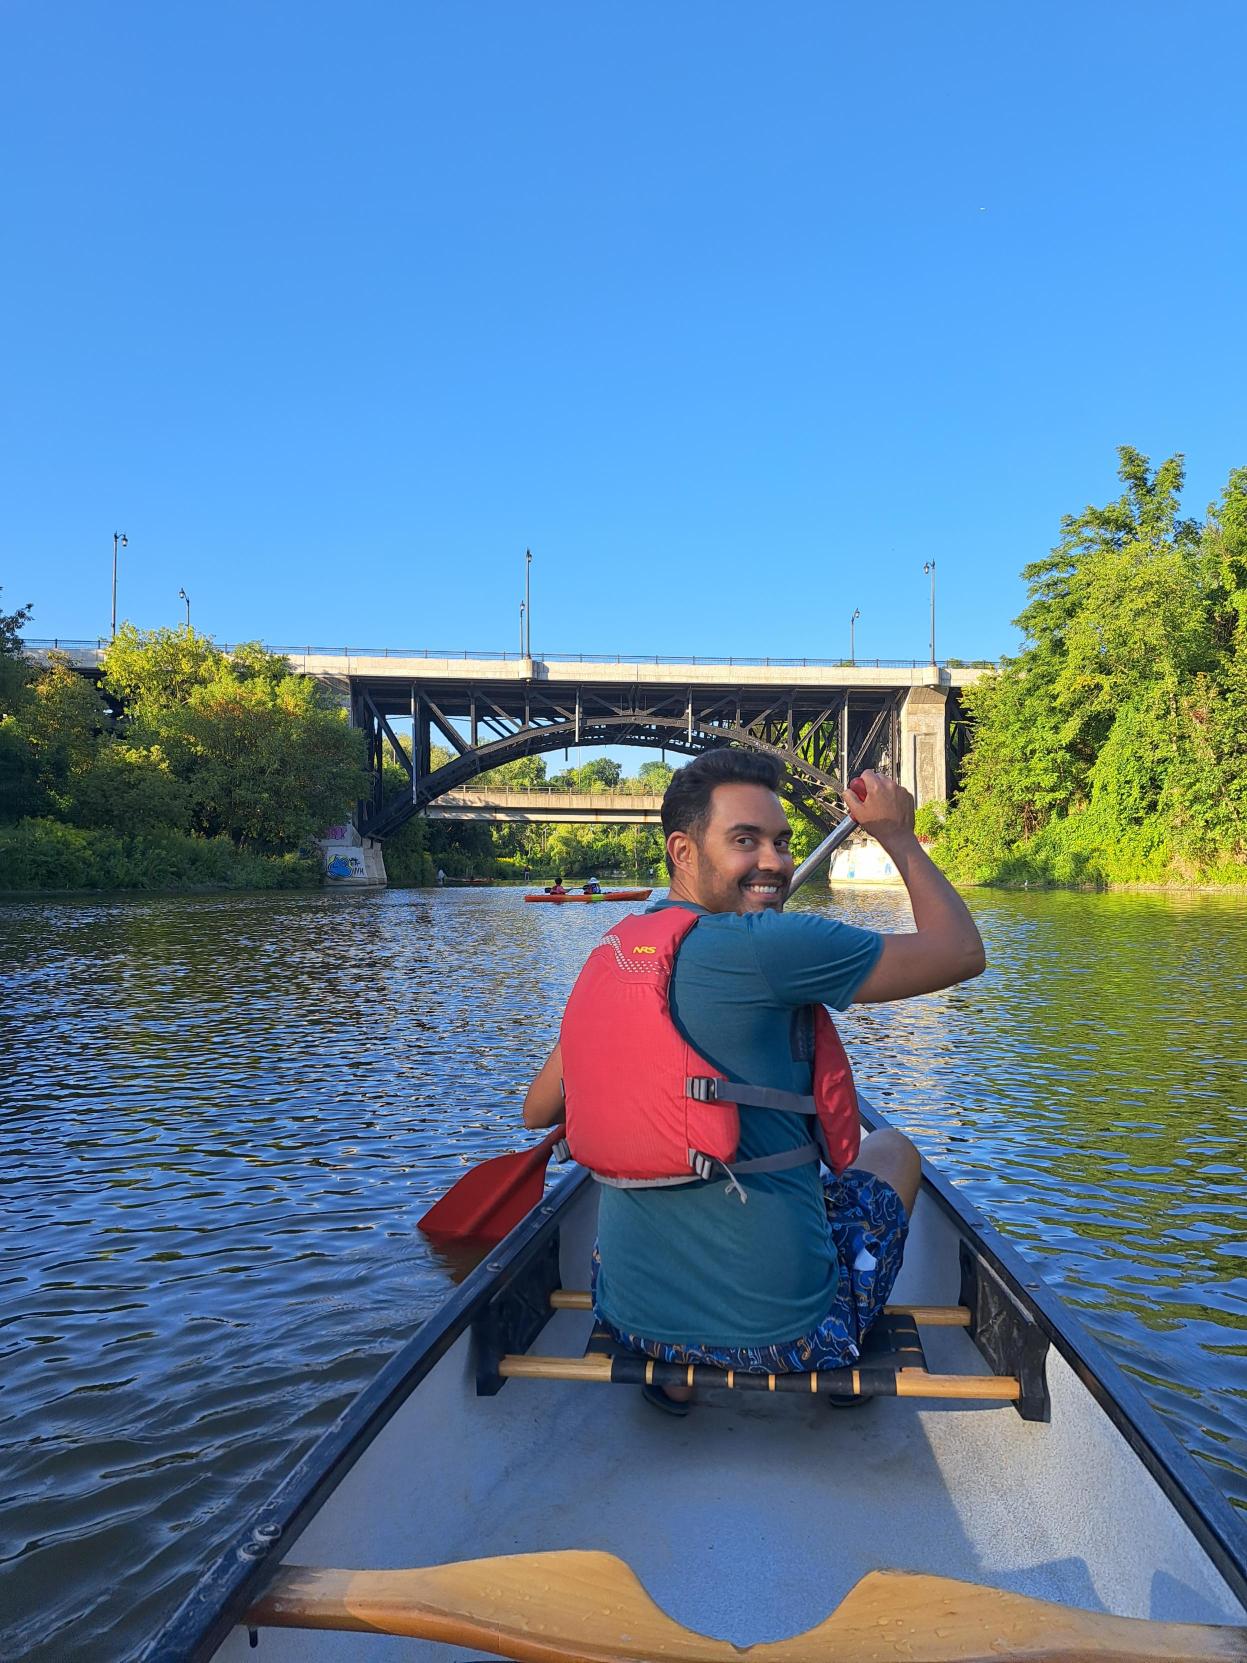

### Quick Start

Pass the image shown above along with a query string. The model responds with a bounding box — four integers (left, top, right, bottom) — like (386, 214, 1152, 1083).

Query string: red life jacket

(559, 907, 860, 1192)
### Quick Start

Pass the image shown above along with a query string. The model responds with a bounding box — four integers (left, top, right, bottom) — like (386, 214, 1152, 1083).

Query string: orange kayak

(524, 888, 653, 904)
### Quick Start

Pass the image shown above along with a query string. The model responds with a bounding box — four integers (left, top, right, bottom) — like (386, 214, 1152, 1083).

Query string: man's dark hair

(660, 749, 785, 874)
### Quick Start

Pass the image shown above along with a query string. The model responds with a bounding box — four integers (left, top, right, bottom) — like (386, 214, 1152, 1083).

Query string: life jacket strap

(594, 1172, 703, 1190)
(685, 1076, 816, 1117)
(588, 1140, 819, 1198)
(729, 1141, 821, 1174)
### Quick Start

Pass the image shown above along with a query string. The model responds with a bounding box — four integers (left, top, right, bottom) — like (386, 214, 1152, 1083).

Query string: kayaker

(523, 748, 985, 1412)
(583, 879, 602, 895)
(547, 876, 567, 895)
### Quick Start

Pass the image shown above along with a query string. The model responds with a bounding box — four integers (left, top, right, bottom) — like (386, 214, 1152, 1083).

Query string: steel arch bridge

(19, 643, 980, 843)
(346, 663, 945, 839)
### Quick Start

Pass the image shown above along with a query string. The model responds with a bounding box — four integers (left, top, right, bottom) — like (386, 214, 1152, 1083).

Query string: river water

(2, 883, 1246, 1659)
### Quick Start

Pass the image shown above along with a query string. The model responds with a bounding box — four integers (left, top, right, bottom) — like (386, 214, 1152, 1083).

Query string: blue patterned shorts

(592, 1169, 909, 1372)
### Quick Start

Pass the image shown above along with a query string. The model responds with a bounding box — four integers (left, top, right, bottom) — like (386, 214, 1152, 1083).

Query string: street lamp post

(519, 600, 526, 656)
(850, 607, 860, 665)
(524, 548, 532, 657)
(111, 531, 128, 640)
(923, 561, 936, 664)
(179, 587, 191, 629)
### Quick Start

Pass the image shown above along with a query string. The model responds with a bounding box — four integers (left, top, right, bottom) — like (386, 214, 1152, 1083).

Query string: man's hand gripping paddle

(418, 779, 870, 1246)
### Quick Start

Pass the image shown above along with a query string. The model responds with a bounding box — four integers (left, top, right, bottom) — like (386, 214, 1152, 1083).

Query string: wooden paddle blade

(417, 1127, 563, 1244)
(248, 1552, 1247, 1662)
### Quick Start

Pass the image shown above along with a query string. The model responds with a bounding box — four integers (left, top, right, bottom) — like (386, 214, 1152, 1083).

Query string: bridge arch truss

(352, 674, 909, 840)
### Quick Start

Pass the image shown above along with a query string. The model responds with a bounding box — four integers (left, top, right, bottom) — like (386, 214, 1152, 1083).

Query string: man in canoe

(547, 876, 567, 895)
(523, 750, 985, 1411)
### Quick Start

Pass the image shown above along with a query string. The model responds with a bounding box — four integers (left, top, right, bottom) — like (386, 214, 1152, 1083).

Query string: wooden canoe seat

(247, 1548, 1247, 1660)
(497, 1306, 1023, 1403)
(473, 1242, 1050, 1417)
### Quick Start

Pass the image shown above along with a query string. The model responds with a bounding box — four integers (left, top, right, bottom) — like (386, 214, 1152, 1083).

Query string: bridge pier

(320, 824, 388, 888)
(899, 686, 950, 808)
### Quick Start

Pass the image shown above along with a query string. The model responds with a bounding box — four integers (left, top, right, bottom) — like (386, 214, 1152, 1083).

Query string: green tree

(70, 742, 192, 832)
(0, 722, 41, 821)
(477, 754, 548, 789)
(940, 447, 1247, 885)
(0, 592, 32, 655)
(21, 655, 109, 814)
(229, 641, 296, 685)
(101, 623, 226, 713)
(163, 667, 367, 849)
(0, 590, 34, 716)
(635, 759, 674, 794)
(576, 757, 622, 790)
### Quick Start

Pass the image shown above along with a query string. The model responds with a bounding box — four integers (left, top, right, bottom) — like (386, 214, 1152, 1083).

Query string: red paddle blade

(418, 1127, 564, 1245)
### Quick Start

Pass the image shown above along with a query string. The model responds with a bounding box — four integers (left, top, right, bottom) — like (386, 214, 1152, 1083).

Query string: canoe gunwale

(145, 1100, 1247, 1660)
(141, 1167, 591, 1663)
(856, 1094, 1247, 1609)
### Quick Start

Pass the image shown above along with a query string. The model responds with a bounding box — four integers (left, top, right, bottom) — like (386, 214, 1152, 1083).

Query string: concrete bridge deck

(25, 642, 990, 691)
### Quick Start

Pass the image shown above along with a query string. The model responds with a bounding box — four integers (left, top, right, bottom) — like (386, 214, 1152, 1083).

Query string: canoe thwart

(245, 1550, 1247, 1660)
(959, 1240, 1051, 1421)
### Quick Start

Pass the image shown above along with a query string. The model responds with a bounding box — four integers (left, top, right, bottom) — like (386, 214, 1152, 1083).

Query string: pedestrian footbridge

(425, 790, 663, 824)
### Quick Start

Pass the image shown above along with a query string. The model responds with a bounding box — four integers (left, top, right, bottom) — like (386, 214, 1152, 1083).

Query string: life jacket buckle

(688, 1147, 715, 1180)
(686, 1076, 719, 1103)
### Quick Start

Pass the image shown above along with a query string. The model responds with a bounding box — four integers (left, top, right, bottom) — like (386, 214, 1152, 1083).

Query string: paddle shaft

(786, 770, 872, 895)
(787, 809, 859, 895)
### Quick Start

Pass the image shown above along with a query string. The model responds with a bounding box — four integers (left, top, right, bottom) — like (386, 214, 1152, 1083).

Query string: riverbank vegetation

(11, 444, 1239, 896)
(932, 449, 1247, 887)
(0, 615, 365, 891)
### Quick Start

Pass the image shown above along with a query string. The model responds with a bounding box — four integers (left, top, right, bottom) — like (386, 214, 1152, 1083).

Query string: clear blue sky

(3, 1, 1245, 666)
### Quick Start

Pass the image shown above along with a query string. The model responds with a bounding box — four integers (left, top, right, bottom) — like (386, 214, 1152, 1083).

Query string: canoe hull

(147, 1101, 1247, 1662)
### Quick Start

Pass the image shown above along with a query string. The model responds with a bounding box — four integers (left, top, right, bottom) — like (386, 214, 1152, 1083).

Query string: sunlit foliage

(936, 449, 1247, 885)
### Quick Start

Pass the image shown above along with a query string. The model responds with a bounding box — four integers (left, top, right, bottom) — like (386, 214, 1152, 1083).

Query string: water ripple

(2, 884, 1246, 1657)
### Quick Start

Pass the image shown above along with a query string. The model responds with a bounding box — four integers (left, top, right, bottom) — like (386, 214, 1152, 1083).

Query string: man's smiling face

(681, 781, 794, 914)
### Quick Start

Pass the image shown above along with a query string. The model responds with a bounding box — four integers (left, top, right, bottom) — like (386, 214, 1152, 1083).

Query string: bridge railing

(22, 638, 995, 670)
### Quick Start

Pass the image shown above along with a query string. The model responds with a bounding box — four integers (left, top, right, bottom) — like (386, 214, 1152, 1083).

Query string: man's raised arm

(845, 772, 986, 1004)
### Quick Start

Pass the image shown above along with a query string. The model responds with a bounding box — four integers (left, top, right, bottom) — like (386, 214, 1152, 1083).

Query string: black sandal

(641, 1382, 691, 1417)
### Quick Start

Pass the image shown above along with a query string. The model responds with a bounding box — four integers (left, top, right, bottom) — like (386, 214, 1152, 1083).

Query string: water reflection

(1, 883, 1246, 1658)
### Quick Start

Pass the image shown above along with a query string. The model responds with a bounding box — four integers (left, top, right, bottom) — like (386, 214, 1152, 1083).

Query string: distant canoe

(524, 888, 653, 904)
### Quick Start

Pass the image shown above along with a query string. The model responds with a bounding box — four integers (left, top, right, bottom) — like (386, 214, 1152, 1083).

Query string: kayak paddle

(418, 778, 868, 1245)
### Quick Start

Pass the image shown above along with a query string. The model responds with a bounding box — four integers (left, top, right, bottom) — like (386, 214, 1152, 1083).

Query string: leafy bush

(69, 742, 191, 832)
(0, 819, 318, 892)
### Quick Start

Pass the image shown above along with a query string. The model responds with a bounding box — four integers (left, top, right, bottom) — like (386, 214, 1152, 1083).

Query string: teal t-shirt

(594, 901, 884, 1349)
